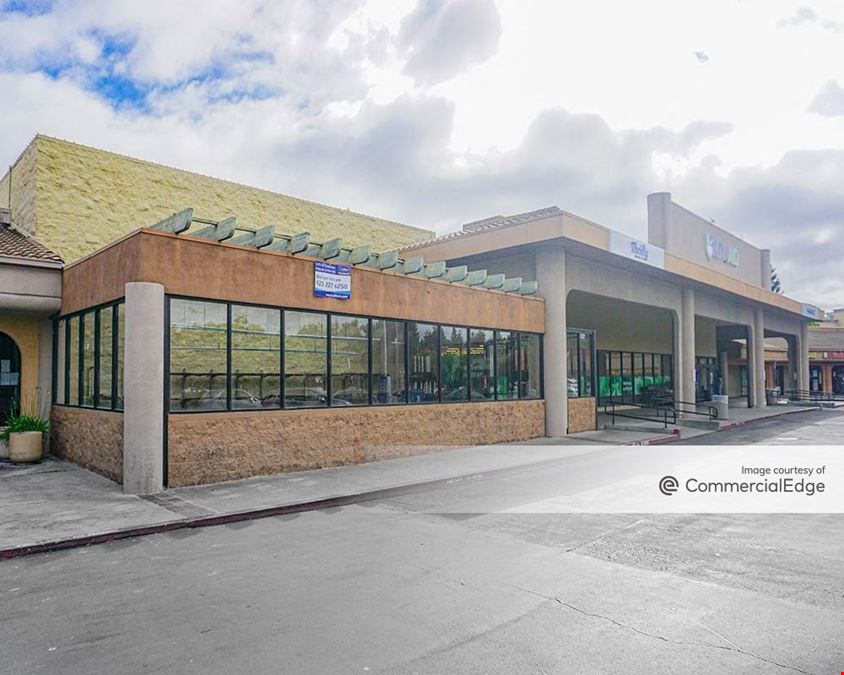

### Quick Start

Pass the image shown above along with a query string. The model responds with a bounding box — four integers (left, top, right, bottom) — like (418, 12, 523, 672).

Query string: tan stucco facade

(0, 314, 42, 413)
(1, 135, 434, 264)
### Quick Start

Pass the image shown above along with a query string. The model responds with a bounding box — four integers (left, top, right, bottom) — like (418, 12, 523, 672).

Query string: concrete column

(798, 322, 810, 393)
(751, 308, 766, 408)
(823, 363, 833, 394)
(718, 350, 729, 396)
(535, 247, 567, 437)
(785, 336, 797, 394)
(123, 282, 165, 495)
(680, 287, 696, 405)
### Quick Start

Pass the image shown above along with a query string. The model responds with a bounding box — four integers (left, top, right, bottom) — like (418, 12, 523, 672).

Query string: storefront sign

(705, 233, 740, 267)
(314, 261, 351, 299)
(609, 232, 665, 269)
(801, 303, 822, 320)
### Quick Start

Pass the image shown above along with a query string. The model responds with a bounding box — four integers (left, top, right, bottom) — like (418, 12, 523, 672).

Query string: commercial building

(0, 136, 822, 493)
(404, 193, 816, 435)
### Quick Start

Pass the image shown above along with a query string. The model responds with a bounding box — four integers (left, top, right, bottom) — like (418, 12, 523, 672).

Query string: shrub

(1, 413, 49, 443)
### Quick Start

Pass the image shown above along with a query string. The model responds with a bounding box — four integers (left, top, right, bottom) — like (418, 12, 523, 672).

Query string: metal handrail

(602, 398, 676, 429)
(786, 389, 844, 403)
(650, 396, 719, 420)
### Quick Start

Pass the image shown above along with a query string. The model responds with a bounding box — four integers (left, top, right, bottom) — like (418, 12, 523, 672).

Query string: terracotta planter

(9, 431, 43, 463)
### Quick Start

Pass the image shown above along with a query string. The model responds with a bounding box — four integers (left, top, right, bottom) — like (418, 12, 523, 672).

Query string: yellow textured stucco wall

(0, 138, 39, 236)
(27, 135, 433, 263)
(0, 315, 42, 413)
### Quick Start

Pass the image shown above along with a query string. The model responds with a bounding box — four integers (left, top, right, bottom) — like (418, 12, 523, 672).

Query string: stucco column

(123, 282, 165, 495)
(535, 247, 567, 437)
(751, 308, 766, 408)
(680, 287, 696, 406)
(785, 335, 797, 395)
(798, 322, 810, 393)
(718, 350, 729, 397)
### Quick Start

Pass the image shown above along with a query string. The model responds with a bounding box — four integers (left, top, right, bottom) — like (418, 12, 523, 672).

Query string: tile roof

(808, 328, 844, 351)
(399, 206, 562, 252)
(0, 225, 63, 264)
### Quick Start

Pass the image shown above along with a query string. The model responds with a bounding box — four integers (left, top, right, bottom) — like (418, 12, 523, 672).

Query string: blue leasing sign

(314, 261, 352, 299)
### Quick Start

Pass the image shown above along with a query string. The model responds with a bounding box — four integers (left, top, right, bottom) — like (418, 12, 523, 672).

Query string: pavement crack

(511, 585, 811, 674)
(563, 518, 646, 553)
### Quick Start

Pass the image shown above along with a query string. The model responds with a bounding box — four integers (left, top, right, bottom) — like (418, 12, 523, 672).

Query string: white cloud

(809, 80, 844, 117)
(0, 0, 841, 307)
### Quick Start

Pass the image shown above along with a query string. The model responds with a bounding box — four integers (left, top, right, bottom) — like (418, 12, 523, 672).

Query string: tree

(771, 267, 783, 294)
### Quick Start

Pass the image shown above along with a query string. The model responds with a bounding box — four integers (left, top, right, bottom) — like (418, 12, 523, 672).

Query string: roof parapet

(147, 208, 540, 297)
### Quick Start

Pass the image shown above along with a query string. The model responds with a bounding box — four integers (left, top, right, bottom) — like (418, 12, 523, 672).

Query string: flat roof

(402, 207, 806, 319)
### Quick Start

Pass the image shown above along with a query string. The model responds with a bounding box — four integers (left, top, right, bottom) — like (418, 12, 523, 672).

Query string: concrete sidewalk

(0, 402, 823, 558)
(0, 442, 609, 558)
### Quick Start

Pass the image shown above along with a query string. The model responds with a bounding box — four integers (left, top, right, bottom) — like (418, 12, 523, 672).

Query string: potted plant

(1, 411, 49, 464)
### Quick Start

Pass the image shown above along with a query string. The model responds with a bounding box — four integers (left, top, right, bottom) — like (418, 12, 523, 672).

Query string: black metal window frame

(166, 294, 544, 414)
(52, 300, 124, 412)
(596, 349, 674, 405)
(566, 328, 597, 399)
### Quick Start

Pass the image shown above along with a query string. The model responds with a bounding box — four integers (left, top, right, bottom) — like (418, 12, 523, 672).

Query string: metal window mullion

(111, 305, 119, 411)
(326, 314, 332, 407)
(225, 304, 232, 411)
(93, 309, 101, 408)
(278, 309, 284, 410)
(404, 321, 412, 404)
(464, 329, 470, 402)
(77, 314, 84, 406)
(50, 318, 58, 405)
(539, 333, 545, 400)
(64, 318, 70, 404)
(367, 318, 373, 406)
(436, 325, 442, 403)
(492, 330, 498, 401)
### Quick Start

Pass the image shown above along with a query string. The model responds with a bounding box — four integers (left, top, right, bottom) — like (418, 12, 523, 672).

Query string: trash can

(766, 388, 780, 406)
(712, 394, 729, 421)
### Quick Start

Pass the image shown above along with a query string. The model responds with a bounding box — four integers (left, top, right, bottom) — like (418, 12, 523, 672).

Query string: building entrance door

(0, 333, 21, 420)
(833, 366, 844, 396)
(695, 356, 716, 401)
(810, 366, 823, 393)
(775, 365, 785, 394)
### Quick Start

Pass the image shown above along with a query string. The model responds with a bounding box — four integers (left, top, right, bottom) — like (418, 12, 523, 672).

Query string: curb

(0, 453, 587, 561)
(711, 405, 821, 433)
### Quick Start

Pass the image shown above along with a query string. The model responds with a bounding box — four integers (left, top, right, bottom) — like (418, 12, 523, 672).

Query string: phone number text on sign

(314, 261, 352, 299)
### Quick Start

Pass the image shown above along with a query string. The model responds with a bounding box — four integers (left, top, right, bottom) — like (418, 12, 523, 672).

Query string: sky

(0, 0, 842, 307)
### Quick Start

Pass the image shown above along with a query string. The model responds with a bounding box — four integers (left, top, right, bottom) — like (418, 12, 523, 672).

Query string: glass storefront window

(597, 351, 610, 400)
(97, 307, 113, 409)
(331, 315, 369, 406)
(67, 316, 80, 406)
(160, 298, 545, 413)
(115, 303, 125, 410)
(469, 329, 494, 400)
(284, 311, 328, 408)
(578, 332, 593, 397)
(621, 352, 634, 403)
(495, 331, 517, 400)
(231, 305, 280, 409)
(610, 352, 622, 399)
(441, 326, 468, 401)
(169, 299, 228, 411)
(371, 319, 406, 404)
(81, 312, 95, 407)
(566, 333, 578, 398)
(519, 333, 542, 399)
